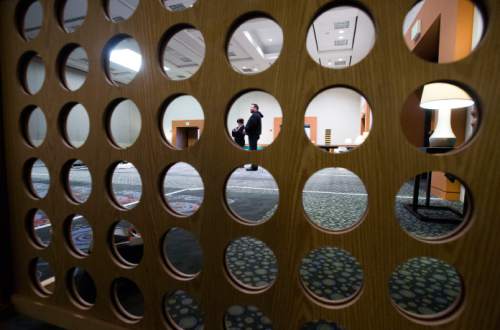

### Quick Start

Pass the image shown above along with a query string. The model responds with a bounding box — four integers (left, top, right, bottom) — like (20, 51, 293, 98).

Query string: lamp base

(429, 136, 456, 148)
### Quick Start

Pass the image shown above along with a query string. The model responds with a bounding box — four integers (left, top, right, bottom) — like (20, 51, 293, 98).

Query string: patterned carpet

(225, 237, 278, 290)
(224, 305, 272, 330)
(301, 320, 345, 330)
(164, 228, 203, 276)
(164, 290, 204, 330)
(299, 247, 363, 303)
(389, 257, 462, 318)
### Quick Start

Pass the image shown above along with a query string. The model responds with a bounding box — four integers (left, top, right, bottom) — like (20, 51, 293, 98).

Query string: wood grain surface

(1, 0, 499, 329)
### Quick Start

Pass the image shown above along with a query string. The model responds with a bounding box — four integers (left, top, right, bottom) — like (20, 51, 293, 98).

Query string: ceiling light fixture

(110, 49, 142, 72)
(243, 31, 265, 58)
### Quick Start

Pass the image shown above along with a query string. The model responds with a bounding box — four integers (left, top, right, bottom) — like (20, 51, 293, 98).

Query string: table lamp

(420, 82, 474, 147)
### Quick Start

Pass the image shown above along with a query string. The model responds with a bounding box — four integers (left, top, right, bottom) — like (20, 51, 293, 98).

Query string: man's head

(250, 103, 259, 113)
(237, 118, 244, 125)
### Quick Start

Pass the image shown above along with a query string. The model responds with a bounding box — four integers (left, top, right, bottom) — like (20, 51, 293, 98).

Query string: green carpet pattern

(225, 237, 278, 289)
(299, 247, 363, 302)
(388, 257, 462, 317)
(164, 290, 204, 330)
(224, 305, 273, 330)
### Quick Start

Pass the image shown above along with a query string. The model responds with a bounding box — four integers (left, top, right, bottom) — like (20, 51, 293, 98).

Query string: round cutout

(112, 277, 144, 321)
(162, 0, 197, 12)
(63, 103, 90, 148)
(401, 82, 479, 153)
(162, 227, 203, 278)
(305, 87, 372, 152)
(303, 167, 367, 232)
(227, 17, 284, 75)
(224, 305, 273, 330)
(162, 162, 204, 217)
(67, 214, 93, 256)
(29, 209, 52, 248)
(306, 5, 376, 69)
(108, 99, 142, 149)
(59, 0, 87, 33)
(31, 257, 55, 296)
(66, 160, 92, 204)
(107, 0, 139, 22)
(299, 246, 364, 305)
(19, 1, 43, 41)
(225, 165, 279, 224)
(226, 91, 283, 151)
(395, 171, 472, 241)
(23, 106, 47, 148)
(161, 27, 205, 80)
(110, 162, 142, 209)
(60, 46, 89, 91)
(161, 95, 204, 150)
(403, 0, 485, 64)
(225, 236, 278, 291)
(27, 159, 50, 199)
(164, 290, 204, 329)
(20, 52, 45, 95)
(68, 267, 97, 308)
(389, 257, 463, 321)
(111, 220, 143, 267)
(104, 36, 142, 85)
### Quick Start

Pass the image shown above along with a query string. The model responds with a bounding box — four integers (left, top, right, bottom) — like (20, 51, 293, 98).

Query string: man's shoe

(246, 168, 258, 171)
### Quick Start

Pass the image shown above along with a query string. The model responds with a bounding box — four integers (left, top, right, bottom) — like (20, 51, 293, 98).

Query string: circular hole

(389, 257, 463, 322)
(299, 246, 364, 306)
(108, 99, 142, 149)
(31, 257, 55, 296)
(164, 290, 204, 329)
(162, 0, 197, 12)
(403, 0, 485, 64)
(59, 0, 87, 33)
(162, 162, 204, 217)
(401, 82, 479, 154)
(109, 162, 142, 209)
(162, 227, 203, 279)
(111, 220, 143, 267)
(59, 46, 89, 91)
(227, 16, 284, 75)
(161, 26, 205, 80)
(301, 320, 346, 330)
(104, 35, 143, 85)
(395, 171, 472, 241)
(161, 95, 204, 150)
(303, 167, 367, 232)
(306, 4, 375, 69)
(224, 305, 273, 330)
(62, 103, 90, 148)
(67, 214, 93, 256)
(66, 160, 92, 204)
(29, 209, 52, 248)
(226, 91, 283, 151)
(27, 158, 50, 199)
(305, 87, 373, 153)
(112, 277, 144, 321)
(23, 105, 47, 148)
(19, 0, 43, 41)
(20, 52, 45, 95)
(107, 0, 139, 22)
(68, 267, 97, 308)
(225, 236, 278, 291)
(225, 165, 279, 224)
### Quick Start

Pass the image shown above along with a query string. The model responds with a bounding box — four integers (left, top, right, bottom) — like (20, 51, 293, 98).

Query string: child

(231, 118, 245, 148)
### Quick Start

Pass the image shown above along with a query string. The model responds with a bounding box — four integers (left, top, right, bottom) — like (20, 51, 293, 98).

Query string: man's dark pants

(248, 135, 259, 170)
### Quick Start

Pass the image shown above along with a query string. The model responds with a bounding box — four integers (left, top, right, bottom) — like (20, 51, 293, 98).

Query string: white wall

(471, 7, 484, 51)
(66, 104, 90, 148)
(26, 57, 45, 94)
(226, 91, 282, 146)
(305, 87, 365, 145)
(27, 107, 46, 146)
(110, 100, 142, 148)
(162, 95, 204, 143)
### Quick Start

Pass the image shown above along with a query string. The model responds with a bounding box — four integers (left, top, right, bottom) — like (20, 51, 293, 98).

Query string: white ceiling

(162, 29, 206, 80)
(163, 0, 198, 12)
(306, 6, 376, 69)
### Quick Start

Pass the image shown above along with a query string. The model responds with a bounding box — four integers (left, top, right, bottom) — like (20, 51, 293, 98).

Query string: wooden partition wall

(1, 0, 500, 329)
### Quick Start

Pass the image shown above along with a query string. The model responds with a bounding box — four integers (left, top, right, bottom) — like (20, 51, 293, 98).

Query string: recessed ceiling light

(165, 66, 171, 71)
(268, 38, 273, 42)
(338, 36, 345, 39)
(338, 30, 345, 34)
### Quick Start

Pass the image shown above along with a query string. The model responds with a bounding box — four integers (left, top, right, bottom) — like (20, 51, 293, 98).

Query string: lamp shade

(420, 83, 474, 110)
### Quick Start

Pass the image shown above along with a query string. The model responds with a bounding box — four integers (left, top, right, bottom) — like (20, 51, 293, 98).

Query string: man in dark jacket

(245, 103, 263, 171)
(231, 118, 246, 148)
